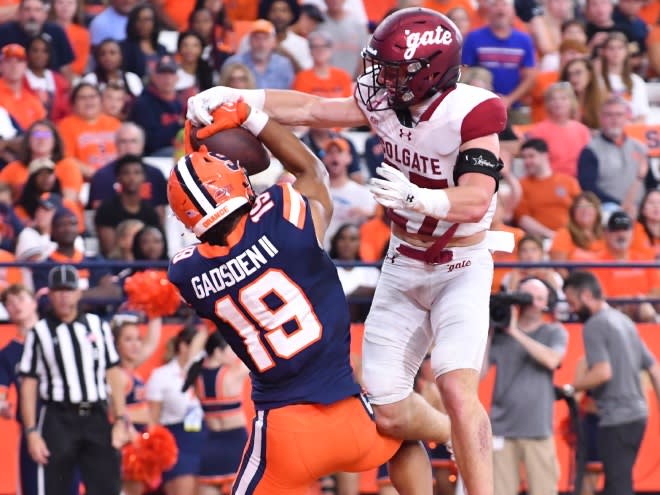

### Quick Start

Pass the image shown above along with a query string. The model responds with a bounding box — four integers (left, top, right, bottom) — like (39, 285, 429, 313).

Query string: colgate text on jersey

(382, 138, 444, 175)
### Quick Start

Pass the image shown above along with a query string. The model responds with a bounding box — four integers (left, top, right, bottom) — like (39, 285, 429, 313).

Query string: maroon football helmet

(358, 8, 463, 111)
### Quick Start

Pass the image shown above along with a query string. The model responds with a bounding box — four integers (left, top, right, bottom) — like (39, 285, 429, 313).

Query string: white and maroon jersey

(355, 81, 507, 238)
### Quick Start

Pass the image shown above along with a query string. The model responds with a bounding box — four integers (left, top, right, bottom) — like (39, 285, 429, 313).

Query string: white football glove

(187, 87, 244, 127)
(368, 164, 451, 219)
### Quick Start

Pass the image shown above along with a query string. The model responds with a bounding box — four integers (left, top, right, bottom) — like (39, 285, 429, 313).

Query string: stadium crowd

(0, 0, 659, 493)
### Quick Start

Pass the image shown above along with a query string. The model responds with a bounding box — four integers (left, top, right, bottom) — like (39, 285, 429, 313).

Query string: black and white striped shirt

(18, 313, 120, 403)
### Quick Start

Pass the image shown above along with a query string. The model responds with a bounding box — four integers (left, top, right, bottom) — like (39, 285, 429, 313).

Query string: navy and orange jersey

(195, 365, 243, 419)
(0, 338, 24, 421)
(169, 183, 360, 410)
(123, 368, 148, 426)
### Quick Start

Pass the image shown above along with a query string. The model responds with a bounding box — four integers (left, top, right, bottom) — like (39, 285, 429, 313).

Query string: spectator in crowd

(131, 224, 168, 265)
(89, 0, 139, 46)
(323, 136, 376, 250)
(82, 39, 144, 101)
(584, 0, 622, 55)
(599, 31, 650, 122)
(528, 82, 592, 177)
(107, 218, 144, 262)
(530, 39, 590, 124)
(500, 234, 565, 293)
(0, 120, 83, 203)
(218, 61, 257, 89)
(532, 0, 575, 72)
(486, 277, 567, 495)
(0, 0, 75, 77)
(101, 82, 130, 120)
(50, 0, 91, 76)
(577, 96, 647, 216)
(301, 127, 365, 183)
(256, 0, 312, 71)
(0, 285, 48, 495)
(612, 0, 648, 68)
(0, 225, 24, 291)
(447, 6, 471, 37)
(146, 327, 206, 495)
(290, 3, 324, 38)
(57, 82, 122, 179)
(315, 0, 369, 77)
(13, 159, 83, 228)
(562, 18, 589, 45)
(175, 31, 215, 109)
(632, 189, 660, 259)
(24, 34, 72, 122)
(590, 211, 660, 319)
(0, 185, 25, 253)
(189, 3, 235, 70)
(31, 208, 120, 304)
(0, 44, 46, 132)
(95, 154, 162, 258)
(560, 57, 604, 129)
(18, 265, 129, 495)
(514, 138, 581, 239)
(224, 20, 295, 90)
(129, 56, 183, 156)
(292, 31, 353, 98)
(194, 332, 249, 495)
(14, 193, 64, 265)
(329, 223, 380, 321)
(563, 270, 660, 495)
(111, 313, 162, 495)
(462, 0, 537, 119)
(549, 191, 606, 263)
(121, 3, 168, 79)
(87, 122, 168, 218)
(187, 7, 215, 58)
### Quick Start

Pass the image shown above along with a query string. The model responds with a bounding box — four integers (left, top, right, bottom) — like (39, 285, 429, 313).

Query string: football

(190, 126, 270, 176)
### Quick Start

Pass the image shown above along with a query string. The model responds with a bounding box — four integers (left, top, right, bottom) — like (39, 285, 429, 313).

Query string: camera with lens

(489, 291, 533, 331)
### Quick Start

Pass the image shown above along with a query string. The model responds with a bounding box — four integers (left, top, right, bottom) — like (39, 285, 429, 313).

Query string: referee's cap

(48, 265, 79, 291)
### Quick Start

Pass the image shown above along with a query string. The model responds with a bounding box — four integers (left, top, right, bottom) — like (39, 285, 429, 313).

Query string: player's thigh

(429, 247, 493, 377)
(363, 259, 431, 405)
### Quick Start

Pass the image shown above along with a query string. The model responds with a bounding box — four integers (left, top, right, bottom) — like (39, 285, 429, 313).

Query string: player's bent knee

(437, 372, 482, 418)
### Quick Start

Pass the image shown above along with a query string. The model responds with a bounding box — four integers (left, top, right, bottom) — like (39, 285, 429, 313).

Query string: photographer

(486, 278, 568, 495)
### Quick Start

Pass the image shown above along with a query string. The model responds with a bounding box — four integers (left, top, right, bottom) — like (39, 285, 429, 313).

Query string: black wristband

(24, 426, 38, 435)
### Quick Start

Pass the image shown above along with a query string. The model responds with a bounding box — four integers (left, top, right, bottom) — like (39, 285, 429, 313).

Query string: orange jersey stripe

(280, 183, 306, 229)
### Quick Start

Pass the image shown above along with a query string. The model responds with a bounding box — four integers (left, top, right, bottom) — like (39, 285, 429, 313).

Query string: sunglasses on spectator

(31, 129, 53, 139)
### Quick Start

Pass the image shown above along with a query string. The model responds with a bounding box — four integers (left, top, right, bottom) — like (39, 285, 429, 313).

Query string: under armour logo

(399, 128, 412, 141)
(405, 193, 415, 204)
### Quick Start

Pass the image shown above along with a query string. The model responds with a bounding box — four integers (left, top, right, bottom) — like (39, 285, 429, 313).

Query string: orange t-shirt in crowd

(549, 227, 605, 261)
(515, 173, 581, 231)
(640, 1, 660, 26)
(0, 249, 23, 291)
(0, 158, 84, 201)
(359, 212, 391, 263)
(491, 223, 525, 292)
(0, 79, 46, 130)
(65, 23, 91, 76)
(161, 0, 195, 31)
(224, 0, 259, 22)
(423, 0, 476, 16)
(529, 71, 558, 123)
(590, 249, 660, 298)
(631, 221, 660, 259)
(57, 113, 121, 172)
(527, 120, 592, 177)
(292, 68, 353, 99)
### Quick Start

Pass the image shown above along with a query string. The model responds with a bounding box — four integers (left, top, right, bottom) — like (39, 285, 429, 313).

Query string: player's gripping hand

(369, 164, 451, 219)
(187, 86, 244, 126)
(195, 100, 250, 139)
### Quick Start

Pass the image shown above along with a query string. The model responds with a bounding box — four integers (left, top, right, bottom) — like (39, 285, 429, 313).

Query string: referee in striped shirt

(18, 265, 131, 495)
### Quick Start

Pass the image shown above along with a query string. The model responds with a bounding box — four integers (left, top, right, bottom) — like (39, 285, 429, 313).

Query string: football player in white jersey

(187, 8, 507, 495)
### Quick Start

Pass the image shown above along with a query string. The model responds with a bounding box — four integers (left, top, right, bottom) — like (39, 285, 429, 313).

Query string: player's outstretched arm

(187, 86, 367, 129)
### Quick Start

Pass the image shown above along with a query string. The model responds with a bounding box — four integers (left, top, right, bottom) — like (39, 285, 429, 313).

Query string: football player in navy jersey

(167, 100, 448, 494)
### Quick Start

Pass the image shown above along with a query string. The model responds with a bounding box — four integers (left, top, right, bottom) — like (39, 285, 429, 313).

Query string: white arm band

(241, 107, 269, 136)
(413, 187, 451, 219)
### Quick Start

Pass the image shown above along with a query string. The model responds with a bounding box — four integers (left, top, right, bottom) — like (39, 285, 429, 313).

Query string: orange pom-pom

(124, 270, 181, 318)
(122, 425, 178, 487)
